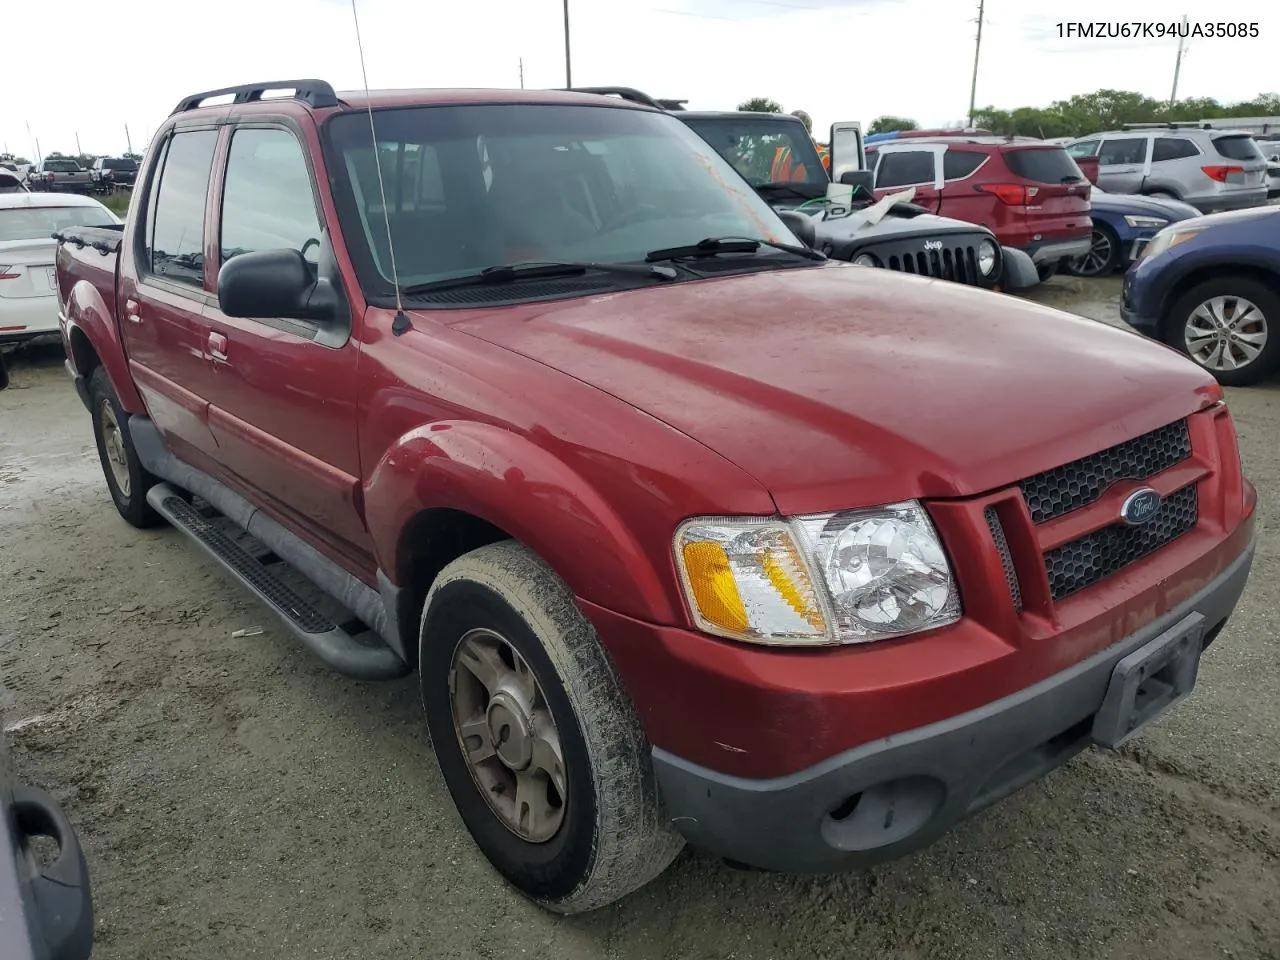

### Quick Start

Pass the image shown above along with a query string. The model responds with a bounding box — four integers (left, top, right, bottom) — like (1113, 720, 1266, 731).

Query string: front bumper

(653, 538, 1254, 873)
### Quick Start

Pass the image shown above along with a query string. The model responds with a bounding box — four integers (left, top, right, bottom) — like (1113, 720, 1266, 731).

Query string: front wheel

(419, 541, 683, 914)
(1165, 276, 1280, 386)
(88, 367, 163, 527)
(1066, 224, 1119, 277)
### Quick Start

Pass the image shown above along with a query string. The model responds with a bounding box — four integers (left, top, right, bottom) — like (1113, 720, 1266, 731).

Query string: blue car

(1122, 205, 1280, 386)
(1067, 186, 1201, 277)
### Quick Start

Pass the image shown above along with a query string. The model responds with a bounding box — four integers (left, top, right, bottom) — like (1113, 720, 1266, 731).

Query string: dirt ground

(2, 275, 1278, 960)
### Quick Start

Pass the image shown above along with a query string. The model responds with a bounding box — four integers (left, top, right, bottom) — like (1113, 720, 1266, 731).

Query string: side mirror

(777, 209, 817, 248)
(1075, 156, 1100, 186)
(838, 169, 875, 198)
(217, 249, 327, 321)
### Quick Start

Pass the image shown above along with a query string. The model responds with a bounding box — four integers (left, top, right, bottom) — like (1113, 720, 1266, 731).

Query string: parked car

(57, 78, 1257, 913)
(88, 157, 139, 194)
(865, 135, 1093, 281)
(0, 170, 29, 194)
(1066, 126, 1269, 214)
(1, 731, 95, 960)
(570, 88, 1037, 291)
(1122, 205, 1280, 385)
(1067, 186, 1201, 277)
(1, 193, 119, 346)
(25, 160, 93, 195)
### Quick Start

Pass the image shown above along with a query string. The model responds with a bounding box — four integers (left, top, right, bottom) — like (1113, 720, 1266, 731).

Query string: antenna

(350, 0, 411, 335)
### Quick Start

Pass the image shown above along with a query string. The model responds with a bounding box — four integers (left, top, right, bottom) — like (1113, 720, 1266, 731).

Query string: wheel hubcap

(1184, 295, 1268, 371)
(450, 627, 567, 843)
(99, 401, 131, 496)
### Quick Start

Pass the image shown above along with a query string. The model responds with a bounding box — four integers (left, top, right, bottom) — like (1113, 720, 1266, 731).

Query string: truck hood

(448, 264, 1215, 514)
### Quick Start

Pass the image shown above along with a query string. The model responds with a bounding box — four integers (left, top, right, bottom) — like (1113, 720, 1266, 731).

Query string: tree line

(737, 89, 1280, 138)
(868, 89, 1280, 138)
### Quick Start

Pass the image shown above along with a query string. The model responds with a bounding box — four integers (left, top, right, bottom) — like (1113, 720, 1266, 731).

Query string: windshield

(0, 205, 117, 241)
(679, 117, 828, 196)
(323, 104, 796, 296)
(1004, 147, 1083, 183)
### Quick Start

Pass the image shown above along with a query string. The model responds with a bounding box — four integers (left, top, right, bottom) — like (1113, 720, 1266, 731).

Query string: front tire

(1165, 276, 1280, 386)
(88, 367, 163, 527)
(1066, 224, 1119, 277)
(419, 541, 683, 914)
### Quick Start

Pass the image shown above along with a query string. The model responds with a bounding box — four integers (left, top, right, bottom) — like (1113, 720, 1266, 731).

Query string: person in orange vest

(770, 109, 830, 181)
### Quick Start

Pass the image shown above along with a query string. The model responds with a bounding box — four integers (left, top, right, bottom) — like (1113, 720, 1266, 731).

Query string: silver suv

(1066, 125, 1268, 213)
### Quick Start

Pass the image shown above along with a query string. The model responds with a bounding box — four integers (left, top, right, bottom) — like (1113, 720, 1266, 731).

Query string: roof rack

(171, 79, 340, 116)
(1120, 121, 1203, 130)
(564, 86, 687, 111)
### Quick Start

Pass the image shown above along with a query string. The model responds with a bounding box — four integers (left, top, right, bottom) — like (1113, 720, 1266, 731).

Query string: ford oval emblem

(1120, 488, 1163, 526)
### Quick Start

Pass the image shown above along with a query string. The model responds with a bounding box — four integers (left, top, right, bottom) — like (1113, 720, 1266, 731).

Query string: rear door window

(1213, 135, 1263, 161)
(1151, 137, 1200, 162)
(1003, 147, 1083, 183)
(146, 129, 218, 288)
(875, 150, 935, 188)
(1067, 140, 1099, 158)
(942, 150, 985, 180)
(1097, 138, 1148, 166)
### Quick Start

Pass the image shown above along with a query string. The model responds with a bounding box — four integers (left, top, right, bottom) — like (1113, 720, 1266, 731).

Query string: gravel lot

(2, 275, 1278, 960)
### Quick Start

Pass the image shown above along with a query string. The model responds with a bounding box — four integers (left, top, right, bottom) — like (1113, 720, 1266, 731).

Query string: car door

(116, 126, 221, 465)
(873, 145, 943, 212)
(1095, 136, 1150, 193)
(200, 122, 373, 565)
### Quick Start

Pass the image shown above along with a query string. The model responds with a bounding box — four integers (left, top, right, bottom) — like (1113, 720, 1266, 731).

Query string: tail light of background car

(1201, 165, 1245, 184)
(0, 266, 18, 280)
(975, 183, 1040, 205)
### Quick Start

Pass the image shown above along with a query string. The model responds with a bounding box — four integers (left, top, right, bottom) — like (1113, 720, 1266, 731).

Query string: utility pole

(563, 0, 572, 87)
(966, 0, 985, 127)
(519, 57, 525, 89)
(1170, 15, 1189, 106)
(76, 131, 83, 156)
(125, 124, 133, 154)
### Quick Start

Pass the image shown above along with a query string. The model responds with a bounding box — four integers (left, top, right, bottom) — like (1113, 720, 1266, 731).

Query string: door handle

(124, 298, 142, 324)
(207, 331, 229, 363)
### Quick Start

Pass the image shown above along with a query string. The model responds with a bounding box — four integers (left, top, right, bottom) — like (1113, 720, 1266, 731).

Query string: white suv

(1067, 126, 1268, 213)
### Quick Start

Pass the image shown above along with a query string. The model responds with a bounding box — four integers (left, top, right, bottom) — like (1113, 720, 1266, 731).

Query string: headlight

(977, 239, 998, 276)
(1141, 225, 1201, 261)
(673, 502, 961, 647)
(853, 253, 880, 267)
(1124, 215, 1168, 229)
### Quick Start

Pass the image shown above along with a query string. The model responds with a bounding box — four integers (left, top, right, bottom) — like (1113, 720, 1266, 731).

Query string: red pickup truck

(55, 80, 1256, 913)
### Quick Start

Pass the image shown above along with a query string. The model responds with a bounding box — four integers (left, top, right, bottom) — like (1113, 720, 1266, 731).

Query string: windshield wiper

(644, 236, 826, 263)
(401, 260, 677, 295)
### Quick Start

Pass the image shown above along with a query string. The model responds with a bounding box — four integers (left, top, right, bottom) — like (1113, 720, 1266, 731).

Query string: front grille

(847, 233, 990, 286)
(887, 245, 979, 284)
(1019, 419, 1192, 524)
(1044, 484, 1199, 601)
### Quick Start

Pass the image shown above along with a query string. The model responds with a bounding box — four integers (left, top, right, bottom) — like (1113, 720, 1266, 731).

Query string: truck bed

(54, 225, 123, 331)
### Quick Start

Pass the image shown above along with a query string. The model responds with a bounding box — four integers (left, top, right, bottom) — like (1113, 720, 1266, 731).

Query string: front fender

(363, 420, 681, 624)
(999, 246, 1040, 291)
(60, 271, 144, 414)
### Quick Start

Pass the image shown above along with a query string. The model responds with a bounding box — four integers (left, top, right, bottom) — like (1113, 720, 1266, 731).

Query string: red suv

(867, 135, 1093, 280)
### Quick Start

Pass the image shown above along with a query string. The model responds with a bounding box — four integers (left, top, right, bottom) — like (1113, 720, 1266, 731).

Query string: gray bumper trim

(1028, 237, 1092, 264)
(653, 538, 1255, 874)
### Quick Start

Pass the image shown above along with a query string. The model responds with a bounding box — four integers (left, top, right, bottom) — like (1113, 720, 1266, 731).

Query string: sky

(5, 0, 1278, 159)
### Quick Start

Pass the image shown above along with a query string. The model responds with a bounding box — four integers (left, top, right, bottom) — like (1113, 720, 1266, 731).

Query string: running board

(145, 483, 408, 681)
